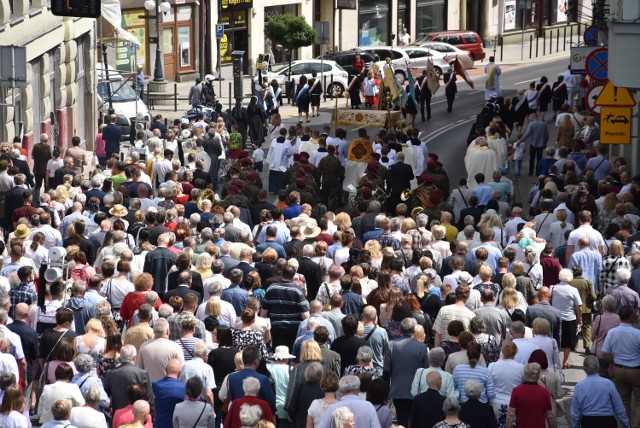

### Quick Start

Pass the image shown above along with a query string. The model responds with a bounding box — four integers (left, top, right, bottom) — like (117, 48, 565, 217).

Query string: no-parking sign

(585, 48, 608, 81)
(585, 82, 606, 115)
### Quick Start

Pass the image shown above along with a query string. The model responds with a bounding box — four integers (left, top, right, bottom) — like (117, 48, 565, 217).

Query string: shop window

(358, 0, 391, 46)
(264, 5, 298, 64)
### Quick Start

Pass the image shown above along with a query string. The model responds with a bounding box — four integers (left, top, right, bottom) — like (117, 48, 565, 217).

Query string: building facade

(0, 0, 96, 159)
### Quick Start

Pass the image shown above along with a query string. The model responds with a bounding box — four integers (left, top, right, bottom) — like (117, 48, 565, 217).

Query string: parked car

(254, 59, 348, 97)
(319, 50, 376, 76)
(414, 41, 475, 69)
(96, 63, 151, 141)
(414, 31, 486, 61)
(401, 47, 453, 78)
(357, 46, 411, 84)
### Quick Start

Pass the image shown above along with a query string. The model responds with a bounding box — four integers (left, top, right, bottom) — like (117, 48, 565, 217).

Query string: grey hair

(558, 268, 574, 283)
(368, 200, 382, 214)
(71, 281, 86, 294)
(74, 353, 95, 373)
(208, 280, 223, 296)
(338, 375, 361, 394)
(242, 376, 261, 396)
(416, 213, 429, 228)
(96, 301, 112, 317)
(307, 317, 320, 330)
(239, 404, 263, 427)
(7, 273, 20, 289)
(602, 295, 617, 313)
(429, 347, 446, 368)
(442, 397, 461, 415)
(193, 341, 208, 359)
(302, 245, 314, 257)
(158, 304, 173, 319)
(356, 346, 374, 363)
(524, 362, 541, 379)
(331, 407, 354, 428)
(583, 355, 600, 375)
(616, 268, 632, 284)
(153, 318, 170, 336)
(401, 317, 417, 335)
(84, 386, 103, 404)
(138, 303, 153, 321)
(304, 362, 324, 383)
(0, 310, 7, 325)
(119, 344, 137, 363)
(464, 379, 483, 400)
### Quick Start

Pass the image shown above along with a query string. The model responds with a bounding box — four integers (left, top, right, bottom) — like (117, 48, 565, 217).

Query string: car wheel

(434, 67, 442, 77)
(328, 82, 344, 97)
(395, 70, 406, 85)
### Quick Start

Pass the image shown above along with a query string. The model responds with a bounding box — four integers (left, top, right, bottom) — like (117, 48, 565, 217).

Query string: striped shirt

(175, 337, 204, 361)
(452, 364, 496, 403)
(262, 281, 310, 330)
(433, 304, 476, 341)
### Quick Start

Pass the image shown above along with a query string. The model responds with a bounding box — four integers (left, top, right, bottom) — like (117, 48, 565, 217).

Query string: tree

(264, 14, 316, 83)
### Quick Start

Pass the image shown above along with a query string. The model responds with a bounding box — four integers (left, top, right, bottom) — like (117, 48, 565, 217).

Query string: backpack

(71, 264, 91, 285)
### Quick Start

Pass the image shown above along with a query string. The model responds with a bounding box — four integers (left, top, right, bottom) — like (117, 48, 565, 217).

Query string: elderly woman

(412, 347, 457, 398)
(74, 318, 106, 364)
(428, 225, 453, 261)
(506, 266, 534, 307)
(224, 377, 274, 428)
(194, 253, 214, 280)
(434, 397, 471, 428)
(469, 317, 500, 363)
(529, 318, 560, 373)
(600, 240, 630, 293)
(285, 340, 323, 417)
(287, 362, 324, 428)
(551, 268, 583, 369)
(177, 314, 206, 361)
(459, 379, 498, 428)
(591, 295, 621, 377)
(71, 354, 110, 409)
(488, 342, 523, 427)
(311, 241, 333, 284)
(173, 377, 216, 428)
(120, 273, 157, 327)
(452, 342, 495, 404)
(70, 387, 109, 428)
(331, 407, 355, 428)
(344, 346, 378, 378)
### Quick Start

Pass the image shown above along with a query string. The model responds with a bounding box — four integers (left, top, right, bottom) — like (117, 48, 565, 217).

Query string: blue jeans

(514, 159, 522, 177)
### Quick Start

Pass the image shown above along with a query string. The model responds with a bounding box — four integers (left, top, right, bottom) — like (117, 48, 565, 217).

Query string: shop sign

(504, 0, 516, 31)
(122, 9, 146, 27)
(221, 0, 253, 12)
(221, 11, 247, 26)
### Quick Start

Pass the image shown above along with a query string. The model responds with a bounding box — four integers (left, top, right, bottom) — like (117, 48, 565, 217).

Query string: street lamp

(144, 0, 171, 82)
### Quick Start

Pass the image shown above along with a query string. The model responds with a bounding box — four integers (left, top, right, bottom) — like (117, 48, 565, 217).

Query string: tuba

(197, 188, 216, 211)
(400, 188, 412, 202)
(411, 206, 425, 220)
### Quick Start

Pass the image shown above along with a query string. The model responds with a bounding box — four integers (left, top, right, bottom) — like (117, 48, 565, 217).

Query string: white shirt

(567, 225, 605, 251)
(512, 338, 540, 366)
(70, 406, 108, 428)
(196, 296, 237, 327)
(0, 352, 19, 378)
(267, 137, 293, 171)
(551, 282, 582, 321)
(29, 225, 62, 250)
(38, 382, 85, 423)
(203, 274, 231, 298)
(487, 359, 524, 404)
(154, 158, 173, 183)
(179, 357, 216, 398)
(0, 325, 24, 359)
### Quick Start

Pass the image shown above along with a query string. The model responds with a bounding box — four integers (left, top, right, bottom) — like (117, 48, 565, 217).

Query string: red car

(414, 31, 486, 61)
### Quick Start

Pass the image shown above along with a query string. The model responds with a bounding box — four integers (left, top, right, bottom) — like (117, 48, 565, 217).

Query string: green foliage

(265, 14, 317, 51)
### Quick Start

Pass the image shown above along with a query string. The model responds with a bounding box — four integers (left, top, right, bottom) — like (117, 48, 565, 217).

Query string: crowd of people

(0, 55, 638, 428)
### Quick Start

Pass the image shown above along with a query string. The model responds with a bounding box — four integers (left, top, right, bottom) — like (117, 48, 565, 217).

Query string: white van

(96, 63, 151, 141)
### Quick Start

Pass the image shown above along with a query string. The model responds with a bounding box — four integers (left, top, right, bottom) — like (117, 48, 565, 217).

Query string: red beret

(295, 178, 307, 188)
(427, 160, 437, 171)
(229, 185, 241, 193)
(247, 172, 258, 182)
(328, 145, 336, 152)
(231, 180, 245, 189)
(293, 153, 301, 161)
(299, 157, 309, 164)
(362, 187, 373, 199)
(372, 153, 381, 161)
(229, 167, 240, 174)
(302, 164, 314, 171)
(299, 152, 310, 159)
(428, 153, 439, 160)
(429, 189, 444, 205)
(237, 151, 249, 159)
(367, 162, 378, 173)
(240, 158, 252, 166)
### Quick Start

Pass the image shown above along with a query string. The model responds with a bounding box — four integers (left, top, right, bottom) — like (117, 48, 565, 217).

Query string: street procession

(0, 0, 639, 427)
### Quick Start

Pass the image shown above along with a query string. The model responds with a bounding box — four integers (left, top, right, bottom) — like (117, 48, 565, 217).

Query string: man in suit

(383, 318, 429, 427)
(388, 152, 414, 213)
(411, 371, 445, 428)
(10, 150, 34, 188)
(103, 344, 155, 415)
(297, 245, 323, 299)
(102, 114, 122, 159)
(163, 271, 202, 303)
(526, 286, 562, 346)
(4, 174, 27, 225)
(53, 156, 76, 188)
(31, 133, 52, 197)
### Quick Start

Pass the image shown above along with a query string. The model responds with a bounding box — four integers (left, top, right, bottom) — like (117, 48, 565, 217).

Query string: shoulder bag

(191, 402, 207, 428)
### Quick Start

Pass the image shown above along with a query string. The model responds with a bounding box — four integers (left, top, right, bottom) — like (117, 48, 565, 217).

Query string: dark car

(414, 30, 486, 61)
(319, 50, 375, 75)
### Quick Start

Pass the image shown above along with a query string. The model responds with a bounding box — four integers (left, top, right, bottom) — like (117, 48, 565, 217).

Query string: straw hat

(109, 204, 128, 217)
(271, 346, 295, 360)
(15, 224, 30, 239)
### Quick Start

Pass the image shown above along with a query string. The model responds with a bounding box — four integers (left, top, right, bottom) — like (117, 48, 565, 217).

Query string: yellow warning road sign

(595, 81, 636, 107)
(600, 106, 632, 144)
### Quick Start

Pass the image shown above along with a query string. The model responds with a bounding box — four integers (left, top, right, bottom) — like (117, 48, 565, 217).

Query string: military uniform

(317, 150, 344, 210)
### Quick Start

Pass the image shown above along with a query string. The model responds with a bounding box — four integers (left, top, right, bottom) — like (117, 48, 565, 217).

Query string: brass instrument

(400, 188, 412, 202)
(411, 206, 425, 220)
(197, 188, 215, 211)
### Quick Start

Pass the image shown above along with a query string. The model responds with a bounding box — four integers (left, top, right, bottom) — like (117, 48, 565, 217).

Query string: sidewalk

(148, 37, 576, 120)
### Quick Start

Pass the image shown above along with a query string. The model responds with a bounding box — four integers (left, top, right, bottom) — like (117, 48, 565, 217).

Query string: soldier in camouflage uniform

(317, 145, 345, 211)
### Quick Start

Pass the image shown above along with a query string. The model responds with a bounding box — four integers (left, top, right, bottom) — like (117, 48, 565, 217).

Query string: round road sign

(585, 48, 608, 81)
(584, 25, 598, 47)
(585, 82, 606, 116)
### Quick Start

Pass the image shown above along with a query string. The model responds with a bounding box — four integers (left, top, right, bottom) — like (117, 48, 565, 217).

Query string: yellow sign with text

(600, 106, 632, 144)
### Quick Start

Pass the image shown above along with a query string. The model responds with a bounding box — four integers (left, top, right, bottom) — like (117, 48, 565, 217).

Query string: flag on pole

(406, 69, 419, 111)
(454, 58, 474, 89)
(426, 57, 440, 95)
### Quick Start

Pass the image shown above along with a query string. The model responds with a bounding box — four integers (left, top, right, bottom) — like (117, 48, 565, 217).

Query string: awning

(101, 0, 141, 46)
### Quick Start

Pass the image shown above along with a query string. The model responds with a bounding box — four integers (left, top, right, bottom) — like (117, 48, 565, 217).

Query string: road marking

(468, 91, 483, 95)
(422, 117, 476, 144)
(432, 100, 446, 105)
(514, 80, 531, 85)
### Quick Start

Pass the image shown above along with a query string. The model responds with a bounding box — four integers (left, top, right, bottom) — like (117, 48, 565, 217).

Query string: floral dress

(475, 333, 500, 363)
(231, 329, 269, 360)
(97, 355, 120, 378)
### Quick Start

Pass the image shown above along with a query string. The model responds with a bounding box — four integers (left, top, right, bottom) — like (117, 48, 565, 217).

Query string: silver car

(415, 41, 475, 69)
(254, 60, 349, 97)
(357, 46, 411, 84)
(401, 47, 454, 78)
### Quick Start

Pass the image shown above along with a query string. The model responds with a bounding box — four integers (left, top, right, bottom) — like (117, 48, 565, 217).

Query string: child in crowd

(252, 141, 264, 173)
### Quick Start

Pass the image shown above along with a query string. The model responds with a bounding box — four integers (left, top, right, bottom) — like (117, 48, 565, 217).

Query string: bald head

(309, 300, 323, 314)
(165, 358, 182, 377)
(14, 303, 29, 320)
(578, 237, 590, 248)
(132, 400, 150, 422)
(363, 306, 377, 323)
(426, 371, 442, 390)
(537, 286, 551, 302)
